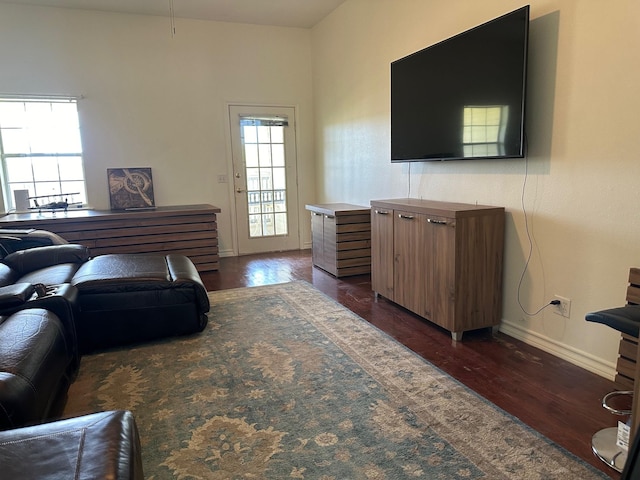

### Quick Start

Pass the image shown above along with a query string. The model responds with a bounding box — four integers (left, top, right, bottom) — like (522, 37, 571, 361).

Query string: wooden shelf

(0, 204, 221, 272)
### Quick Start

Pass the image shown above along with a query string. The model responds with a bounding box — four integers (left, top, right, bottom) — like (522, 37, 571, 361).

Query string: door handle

(427, 218, 447, 225)
(398, 214, 414, 220)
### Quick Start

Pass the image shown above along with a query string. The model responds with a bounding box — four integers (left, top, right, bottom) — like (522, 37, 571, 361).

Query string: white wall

(0, 3, 317, 255)
(312, 0, 640, 377)
(2, 0, 638, 378)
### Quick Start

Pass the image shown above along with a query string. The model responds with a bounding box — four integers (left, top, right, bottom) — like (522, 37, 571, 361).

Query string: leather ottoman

(0, 410, 143, 479)
(71, 253, 210, 353)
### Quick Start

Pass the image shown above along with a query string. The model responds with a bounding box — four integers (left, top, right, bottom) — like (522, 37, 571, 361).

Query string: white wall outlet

(217, 174, 228, 183)
(553, 295, 571, 318)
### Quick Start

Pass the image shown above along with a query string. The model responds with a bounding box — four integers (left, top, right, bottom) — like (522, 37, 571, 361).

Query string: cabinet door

(425, 215, 456, 331)
(371, 207, 394, 299)
(311, 212, 324, 269)
(393, 210, 428, 317)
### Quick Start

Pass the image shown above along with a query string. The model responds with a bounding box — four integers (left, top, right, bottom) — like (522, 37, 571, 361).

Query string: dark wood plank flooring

(201, 250, 620, 478)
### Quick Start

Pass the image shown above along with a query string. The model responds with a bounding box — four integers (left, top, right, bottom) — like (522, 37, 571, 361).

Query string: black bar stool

(586, 305, 640, 472)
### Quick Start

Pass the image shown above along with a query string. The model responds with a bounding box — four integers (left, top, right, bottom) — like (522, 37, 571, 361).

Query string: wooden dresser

(370, 198, 504, 340)
(0, 204, 221, 272)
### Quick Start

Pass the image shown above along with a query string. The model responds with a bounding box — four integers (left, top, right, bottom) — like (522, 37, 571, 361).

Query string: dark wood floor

(201, 250, 620, 478)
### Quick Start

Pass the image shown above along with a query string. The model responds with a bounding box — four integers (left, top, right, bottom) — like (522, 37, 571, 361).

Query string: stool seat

(586, 305, 640, 337)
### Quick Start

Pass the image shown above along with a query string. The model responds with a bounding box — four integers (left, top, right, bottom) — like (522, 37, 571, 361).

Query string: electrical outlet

(217, 175, 228, 183)
(553, 295, 571, 318)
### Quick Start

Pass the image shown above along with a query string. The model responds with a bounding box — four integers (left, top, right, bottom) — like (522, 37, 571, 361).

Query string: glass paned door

(229, 105, 299, 255)
(242, 120, 288, 238)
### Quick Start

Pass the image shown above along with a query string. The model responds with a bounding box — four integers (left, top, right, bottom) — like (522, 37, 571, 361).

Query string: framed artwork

(108, 167, 156, 210)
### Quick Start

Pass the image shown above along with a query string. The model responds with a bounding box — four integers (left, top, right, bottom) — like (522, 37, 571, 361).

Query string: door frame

(225, 102, 302, 256)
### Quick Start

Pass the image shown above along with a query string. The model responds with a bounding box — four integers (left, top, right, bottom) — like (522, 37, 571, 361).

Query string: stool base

(592, 426, 627, 472)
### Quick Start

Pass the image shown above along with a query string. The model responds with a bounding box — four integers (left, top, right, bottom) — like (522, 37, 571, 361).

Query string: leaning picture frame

(108, 167, 156, 210)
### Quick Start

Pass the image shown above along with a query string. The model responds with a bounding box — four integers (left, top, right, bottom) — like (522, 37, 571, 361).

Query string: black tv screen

(391, 6, 530, 162)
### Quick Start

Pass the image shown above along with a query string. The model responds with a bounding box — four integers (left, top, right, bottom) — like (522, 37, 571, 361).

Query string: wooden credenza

(306, 203, 371, 277)
(370, 198, 504, 340)
(0, 204, 221, 272)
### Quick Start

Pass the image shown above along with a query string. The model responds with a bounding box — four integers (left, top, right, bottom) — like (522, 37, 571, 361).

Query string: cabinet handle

(325, 215, 335, 219)
(374, 210, 389, 215)
(427, 218, 447, 225)
(312, 212, 322, 216)
(398, 214, 414, 220)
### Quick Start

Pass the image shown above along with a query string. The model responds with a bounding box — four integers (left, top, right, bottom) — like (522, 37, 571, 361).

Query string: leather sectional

(0, 243, 211, 478)
(0, 243, 210, 353)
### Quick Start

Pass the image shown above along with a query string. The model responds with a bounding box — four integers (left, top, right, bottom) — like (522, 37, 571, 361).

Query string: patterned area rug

(63, 281, 608, 479)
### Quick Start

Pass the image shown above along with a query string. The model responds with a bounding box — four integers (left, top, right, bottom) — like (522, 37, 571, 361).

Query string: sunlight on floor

(245, 258, 293, 286)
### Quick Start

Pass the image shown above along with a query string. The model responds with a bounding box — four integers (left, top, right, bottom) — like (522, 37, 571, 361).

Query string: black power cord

(517, 144, 561, 317)
(519, 299, 561, 317)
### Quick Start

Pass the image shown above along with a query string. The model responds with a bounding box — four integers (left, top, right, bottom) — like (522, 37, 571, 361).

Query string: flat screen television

(391, 5, 530, 162)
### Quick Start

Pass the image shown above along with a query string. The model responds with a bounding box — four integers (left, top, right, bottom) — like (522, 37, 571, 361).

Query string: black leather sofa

(0, 243, 210, 353)
(0, 228, 67, 256)
(0, 305, 144, 479)
(0, 307, 76, 430)
(0, 242, 210, 478)
(0, 243, 210, 430)
(0, 410, 144, 479)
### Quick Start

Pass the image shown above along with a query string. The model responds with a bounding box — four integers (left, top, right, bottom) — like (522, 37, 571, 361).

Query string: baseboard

(499, 320, 617, 381)
(220, 245, 312, 257)
(219, 248, 235, 258)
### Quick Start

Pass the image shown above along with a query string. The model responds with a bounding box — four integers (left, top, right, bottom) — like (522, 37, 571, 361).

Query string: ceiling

(0, 0, 347, 28)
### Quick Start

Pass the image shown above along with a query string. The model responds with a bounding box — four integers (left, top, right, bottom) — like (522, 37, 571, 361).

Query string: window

(0, 97, 87, 211)
(462, 105, 509, 158)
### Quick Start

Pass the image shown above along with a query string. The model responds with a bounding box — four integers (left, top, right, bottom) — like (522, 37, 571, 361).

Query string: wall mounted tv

(391, 5, 530, 162)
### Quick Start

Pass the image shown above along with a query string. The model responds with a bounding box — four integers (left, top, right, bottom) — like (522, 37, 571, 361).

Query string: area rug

(63, 281, 608, 479)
